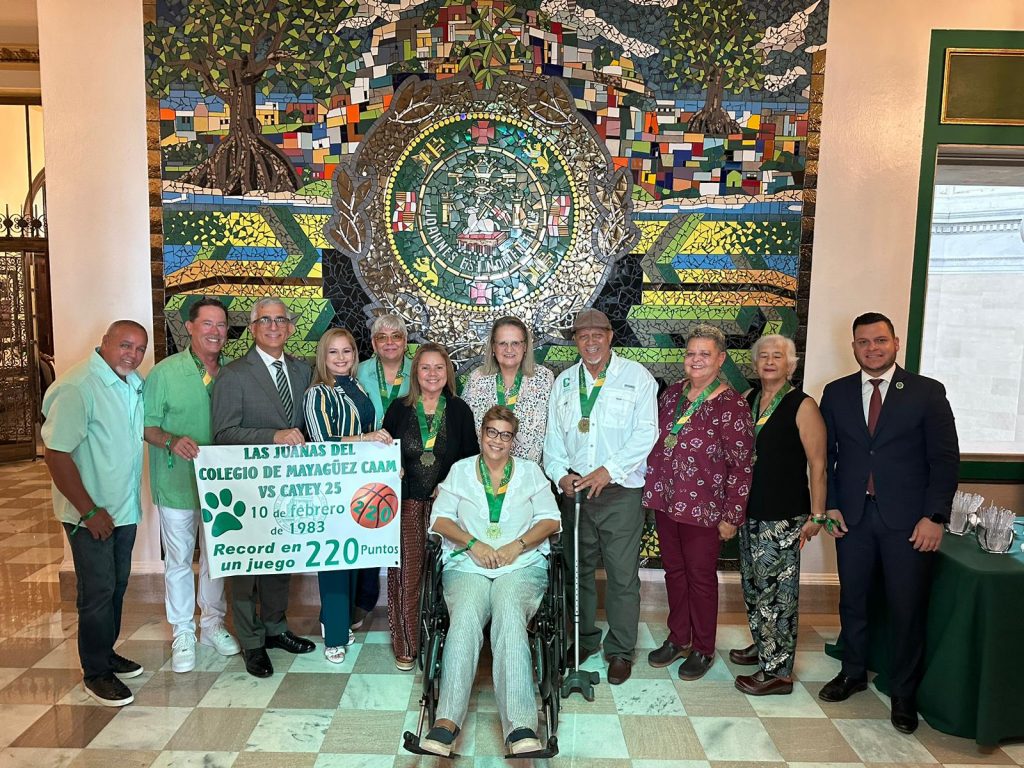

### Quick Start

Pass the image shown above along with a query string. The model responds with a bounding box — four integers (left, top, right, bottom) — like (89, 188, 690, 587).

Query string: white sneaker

(200, 625, 241, 656)
(171, 633, 196, 673)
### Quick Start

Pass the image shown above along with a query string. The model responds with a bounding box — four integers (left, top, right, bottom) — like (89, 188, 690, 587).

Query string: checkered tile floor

(1, 460, 1021, 767)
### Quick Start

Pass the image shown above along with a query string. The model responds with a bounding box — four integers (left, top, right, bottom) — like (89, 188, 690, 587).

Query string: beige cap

(572, 308, 612, 333)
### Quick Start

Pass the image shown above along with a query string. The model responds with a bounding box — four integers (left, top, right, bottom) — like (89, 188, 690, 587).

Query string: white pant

(158, 504, 226, 637)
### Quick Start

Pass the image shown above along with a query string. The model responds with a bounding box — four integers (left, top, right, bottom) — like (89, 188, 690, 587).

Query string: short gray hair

(685, 323, 727, 353)
(751, 334, 799, 378)
(370, 313, 408, 338)
(249, 297, 290, 324)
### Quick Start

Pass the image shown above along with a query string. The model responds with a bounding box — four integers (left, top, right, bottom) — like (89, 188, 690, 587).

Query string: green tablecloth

(829, 533, 1024, 745)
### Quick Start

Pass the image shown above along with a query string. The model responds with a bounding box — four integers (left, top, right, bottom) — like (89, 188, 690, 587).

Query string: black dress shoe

(729, 643, 759, 666)
(891, 696, 919, 734)
(265, 631, 315, 654)
(243, 647, 273, 678)
(818, 672, 868, 702)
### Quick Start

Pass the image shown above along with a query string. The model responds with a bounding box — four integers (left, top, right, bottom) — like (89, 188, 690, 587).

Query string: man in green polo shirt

(354, 313, 411, 627)
(143, 297, 241, 673)
(42, 320, 148, 707)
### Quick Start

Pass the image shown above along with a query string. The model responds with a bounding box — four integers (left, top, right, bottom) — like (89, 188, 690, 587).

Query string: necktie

(273, 360, 293, 422)
(867, 378, 882, 495)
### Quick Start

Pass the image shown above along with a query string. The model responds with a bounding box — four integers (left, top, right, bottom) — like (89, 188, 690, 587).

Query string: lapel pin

(895, 382, 904, 390)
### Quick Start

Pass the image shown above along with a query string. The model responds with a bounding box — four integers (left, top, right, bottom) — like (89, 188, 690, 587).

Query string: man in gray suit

(212, 297, 315, 677)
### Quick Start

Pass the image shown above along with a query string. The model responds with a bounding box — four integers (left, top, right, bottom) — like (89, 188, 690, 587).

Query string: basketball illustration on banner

(350, 482, 399, 529)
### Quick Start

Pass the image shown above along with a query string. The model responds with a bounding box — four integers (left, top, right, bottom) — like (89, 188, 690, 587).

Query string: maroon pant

(388, 499, 429, 660)
(655, 510, 721, 655)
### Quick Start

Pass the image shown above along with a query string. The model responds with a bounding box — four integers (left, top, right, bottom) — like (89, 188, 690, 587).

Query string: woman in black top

(382, 342, 478, 670)
(730, 334, 826, 696)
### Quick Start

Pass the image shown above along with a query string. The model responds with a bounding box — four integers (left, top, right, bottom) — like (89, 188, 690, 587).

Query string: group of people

(41, 298, 958, 749)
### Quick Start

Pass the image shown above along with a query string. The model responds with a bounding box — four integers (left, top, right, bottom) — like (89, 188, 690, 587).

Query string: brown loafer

(729, 643, 758, 666)
(735, 671, 793, 696)
(607, 656, 633, 685)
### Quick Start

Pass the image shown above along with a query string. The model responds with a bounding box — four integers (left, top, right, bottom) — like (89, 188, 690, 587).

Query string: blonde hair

(479, 316, 536, 377)
(403, 342, 457, 405)
(310, 328, 360, 389)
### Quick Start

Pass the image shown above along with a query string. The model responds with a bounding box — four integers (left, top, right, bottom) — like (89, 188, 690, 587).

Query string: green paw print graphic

(202, 489, 246, 537)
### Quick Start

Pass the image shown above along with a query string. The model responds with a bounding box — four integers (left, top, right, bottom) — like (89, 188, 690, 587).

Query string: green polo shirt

(41, 350, 145, 527)
(143, 349, 223, 509)
(356, 355, 411, 428)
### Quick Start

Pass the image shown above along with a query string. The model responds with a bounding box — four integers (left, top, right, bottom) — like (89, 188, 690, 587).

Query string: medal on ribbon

(665, 379, 720, 450)
(480, 456, 514, 541)
(750, 383, 791, 464)
(416, 395, 446, 467)
(496, 370, 523, 410)
(577, 362, 609, 433)
(376, 356, 405, 414)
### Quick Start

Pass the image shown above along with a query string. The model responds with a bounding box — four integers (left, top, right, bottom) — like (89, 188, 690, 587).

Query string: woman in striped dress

(303, 328, 392, 663)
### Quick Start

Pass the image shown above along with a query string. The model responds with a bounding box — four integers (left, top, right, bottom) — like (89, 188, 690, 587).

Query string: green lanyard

(415, 395, 446, 467)
(376, 356, 405, 413)
(496, 371, 523, 409)
(577, 361, 609, 433)
(170, 351, 224, 470)
(190, 349, 225, 391)
(752, 384, 792, 438)
(479, 456, 514, 539)
(664, 379, 720, 449)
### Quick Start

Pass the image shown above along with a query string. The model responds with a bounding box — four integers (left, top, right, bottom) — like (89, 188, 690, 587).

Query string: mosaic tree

(661, 0, 766, 135)
(145, 0, 360, 195)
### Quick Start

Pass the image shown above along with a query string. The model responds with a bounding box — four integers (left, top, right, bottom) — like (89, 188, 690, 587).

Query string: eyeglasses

(483, 426, 515, 442)
(253, 316, 293, 327)
(374, 333, 405, 343)
(495, 340, 524, 350)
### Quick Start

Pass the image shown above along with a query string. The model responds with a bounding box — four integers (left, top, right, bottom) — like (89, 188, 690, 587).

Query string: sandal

(324, 646, 347, 664)
(421, 724, 459, 756)
(506, 727, 543, 755)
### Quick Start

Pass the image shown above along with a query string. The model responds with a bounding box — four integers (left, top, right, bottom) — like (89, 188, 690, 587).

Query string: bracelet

(71, 506, 100, 537)
(517, 536, 528, 552)
(450, 536, 478, 557)
(810, 515, 827, 524)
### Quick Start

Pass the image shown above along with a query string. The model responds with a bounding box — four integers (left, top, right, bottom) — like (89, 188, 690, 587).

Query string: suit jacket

(819, 365, 959, 529)
(211, 346, 313, 445)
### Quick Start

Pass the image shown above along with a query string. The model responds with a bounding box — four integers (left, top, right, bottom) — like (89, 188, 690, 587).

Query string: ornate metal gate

(0, 212, 46, 462)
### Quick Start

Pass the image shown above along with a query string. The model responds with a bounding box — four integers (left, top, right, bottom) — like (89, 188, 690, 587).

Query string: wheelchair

(402, 534, 567, 759)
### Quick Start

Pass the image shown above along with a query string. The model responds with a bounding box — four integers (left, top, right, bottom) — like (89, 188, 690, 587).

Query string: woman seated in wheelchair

(423, 404, 561, 757)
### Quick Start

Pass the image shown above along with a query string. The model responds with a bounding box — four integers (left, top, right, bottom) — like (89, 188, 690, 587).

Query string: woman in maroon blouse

(643, 324, 754, 681)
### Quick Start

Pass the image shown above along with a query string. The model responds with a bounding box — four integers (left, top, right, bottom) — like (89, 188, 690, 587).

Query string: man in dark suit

(212, 296, 315, 677)
(818, 312, 959, 734)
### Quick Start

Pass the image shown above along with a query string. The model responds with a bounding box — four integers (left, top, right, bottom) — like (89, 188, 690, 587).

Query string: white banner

(194, 441, 402, 578)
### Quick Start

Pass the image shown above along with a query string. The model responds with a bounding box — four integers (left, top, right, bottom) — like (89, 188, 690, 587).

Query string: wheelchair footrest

(504, 736, 558, 760)
(402, 730, 458, 759)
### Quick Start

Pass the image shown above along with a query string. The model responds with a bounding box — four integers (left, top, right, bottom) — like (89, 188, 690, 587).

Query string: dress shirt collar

(860, 364, 896, 387)
(255, 345, 284, 368)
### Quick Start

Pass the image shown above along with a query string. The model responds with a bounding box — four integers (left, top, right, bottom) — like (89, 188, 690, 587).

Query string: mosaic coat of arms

(327, 76, 638, 367)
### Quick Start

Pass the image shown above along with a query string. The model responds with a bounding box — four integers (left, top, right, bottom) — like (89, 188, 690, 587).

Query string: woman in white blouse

(461, 317, 553, 463)
(420, 405, 561, 758)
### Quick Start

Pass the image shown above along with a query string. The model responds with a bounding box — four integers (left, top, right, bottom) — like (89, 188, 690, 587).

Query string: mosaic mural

(145, 0, 829, 391)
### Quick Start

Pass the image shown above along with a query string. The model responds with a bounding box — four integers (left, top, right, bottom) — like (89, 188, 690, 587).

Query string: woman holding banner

(382, 343, 479, 671)
(303, 328, 392, 664)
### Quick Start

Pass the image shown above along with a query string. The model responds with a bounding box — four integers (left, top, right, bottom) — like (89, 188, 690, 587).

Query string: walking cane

(561, 484, 599, 701)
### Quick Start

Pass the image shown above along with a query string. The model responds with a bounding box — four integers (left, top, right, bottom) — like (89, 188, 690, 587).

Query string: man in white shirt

(543, 308, 659, 685)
